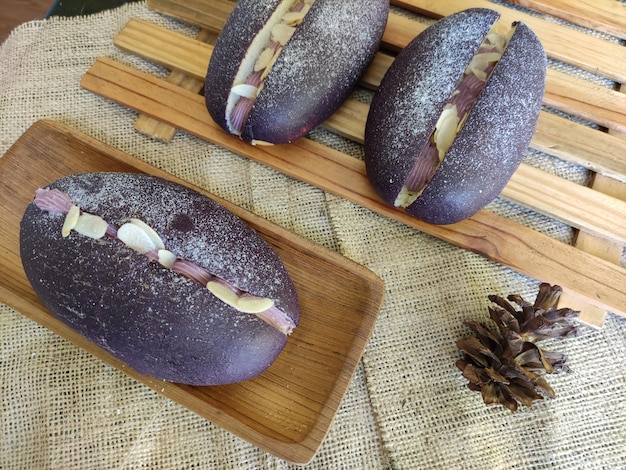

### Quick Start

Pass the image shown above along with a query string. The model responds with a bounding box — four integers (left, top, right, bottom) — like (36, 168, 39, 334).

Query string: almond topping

(260, 49, 281, 80)
(433, 105, 460, 161)
(251, 139, 275, 146)
(128, 218, 165, 250)
(206, 281, 240, 309)
(157, 249, 177, 269)
(230, 83, 259, 100)
(34, 187, 291, 333)
(73, 213, 109, 239)
(237, 296, 275, 314)
(271, 23, 296, 46)
(206, 281, 275, 314)
(282, 10, 307, 26)
(62, 204, 80, 237)
(117, 222, 158, 254)
(254, 48, 275, 72)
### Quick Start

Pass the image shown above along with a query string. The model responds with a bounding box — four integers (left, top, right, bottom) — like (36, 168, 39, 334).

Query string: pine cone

(456, 283, 580, 411)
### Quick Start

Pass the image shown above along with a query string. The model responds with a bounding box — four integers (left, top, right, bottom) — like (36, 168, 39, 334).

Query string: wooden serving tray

(79, 0, 626, 326)
(0, 119, 385, 464)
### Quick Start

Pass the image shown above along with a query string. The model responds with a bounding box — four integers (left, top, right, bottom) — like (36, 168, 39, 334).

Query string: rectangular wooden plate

(0, 119, 385, 464)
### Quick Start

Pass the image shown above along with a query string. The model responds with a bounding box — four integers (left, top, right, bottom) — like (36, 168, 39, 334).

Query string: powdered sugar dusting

(20, 173, 300, 384)
(205, 0, 284, 131)
(411, 21, 546, 224)
(365, 9, 499, 205)
(241, 0, 388, 143)
(58, 174, 294, 309)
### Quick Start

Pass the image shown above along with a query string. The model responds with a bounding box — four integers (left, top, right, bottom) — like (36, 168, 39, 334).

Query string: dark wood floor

(0, 0, 54, 43)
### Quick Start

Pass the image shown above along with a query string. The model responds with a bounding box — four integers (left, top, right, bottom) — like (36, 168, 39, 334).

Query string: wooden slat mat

(82, 0, 626, 327)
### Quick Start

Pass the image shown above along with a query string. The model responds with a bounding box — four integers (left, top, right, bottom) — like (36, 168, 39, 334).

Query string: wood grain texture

(146, 0, 235, 31)
(114, 18, 213, 78)
(390, 0, 626, 83)
(0, 119, 385, 464)
(80, 57, 626, 318)
(321, 100, 626, 241)
(84, 52, 626, 245)
(530, 111, 626, 183)
(558, 172, 626, 327)
(111, 2, 626, 329)
(147, 0, 626, 82)
(543, 68, 626, 134)
(133, 71, 202, 141)
(502, 0, 626, 39)
(557, 80, 626, 326)
(132, 28, 218, 141)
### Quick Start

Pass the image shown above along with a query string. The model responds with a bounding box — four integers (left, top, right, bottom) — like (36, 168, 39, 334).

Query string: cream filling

(225, 0, 315, 141)
(394, 26, 515, 209)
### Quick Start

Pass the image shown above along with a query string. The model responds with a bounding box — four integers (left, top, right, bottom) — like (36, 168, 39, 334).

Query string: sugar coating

(411, 22, 546, 224)
(244, 0, 388, 143)
(20, 172, 299, 385)
(205, 0, 389, 144)
(205, 0, 283, 131)
(365, 9, 546, 225)
(54, 173, 295, 305)
(365, 8, 498, 207)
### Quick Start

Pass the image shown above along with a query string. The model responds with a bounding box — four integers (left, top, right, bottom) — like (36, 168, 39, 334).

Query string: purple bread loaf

(20, 172, 299, 385)
(365, 8, 547, 225)
(205, 0, 389, 144)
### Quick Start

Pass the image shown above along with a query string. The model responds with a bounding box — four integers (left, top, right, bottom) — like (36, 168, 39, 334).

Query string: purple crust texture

(408, 22, 547, 224)
(205, 0, 389, 144)
(364, 8, 546, 225)
(205, 0, 283, 133)
(364, 8, 498, 209)
(20, 172, 300, 386)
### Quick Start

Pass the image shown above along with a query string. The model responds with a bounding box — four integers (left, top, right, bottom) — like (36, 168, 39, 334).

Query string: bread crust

(205, 0, 283, 134)
(205, 0, 389, 144)
(20, 173, 299, 385)
(364, 9, 547, 225)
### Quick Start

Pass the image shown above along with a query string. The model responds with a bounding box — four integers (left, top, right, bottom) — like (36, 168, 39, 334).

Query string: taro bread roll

(365, 8, 547, 225)
(205, 0, 389, 145)
(20, 172, 300, 386)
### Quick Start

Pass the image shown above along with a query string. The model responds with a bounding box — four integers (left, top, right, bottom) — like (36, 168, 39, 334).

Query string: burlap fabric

(1, 2, 625, 468)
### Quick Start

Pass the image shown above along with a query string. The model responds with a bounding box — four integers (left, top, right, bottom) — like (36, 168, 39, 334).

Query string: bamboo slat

(114, 18, 212, 78)
(558, 173, 626, 326)
(147, 0, 235, 31)
(531, 112, 626, 183)
(148, 0, 626, 82)
(557, 78, 626, 326)
(85, 55, 626, 244)
(544, 68, 626, 134)
(324, 98, 626, 185)
(390, 0, 626, 83)
(133, 28, 218, 142)
(105, 1, 626, 328)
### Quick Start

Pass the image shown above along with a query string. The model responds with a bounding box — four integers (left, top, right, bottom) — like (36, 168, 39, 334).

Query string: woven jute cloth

(1, 3, 625, 469)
